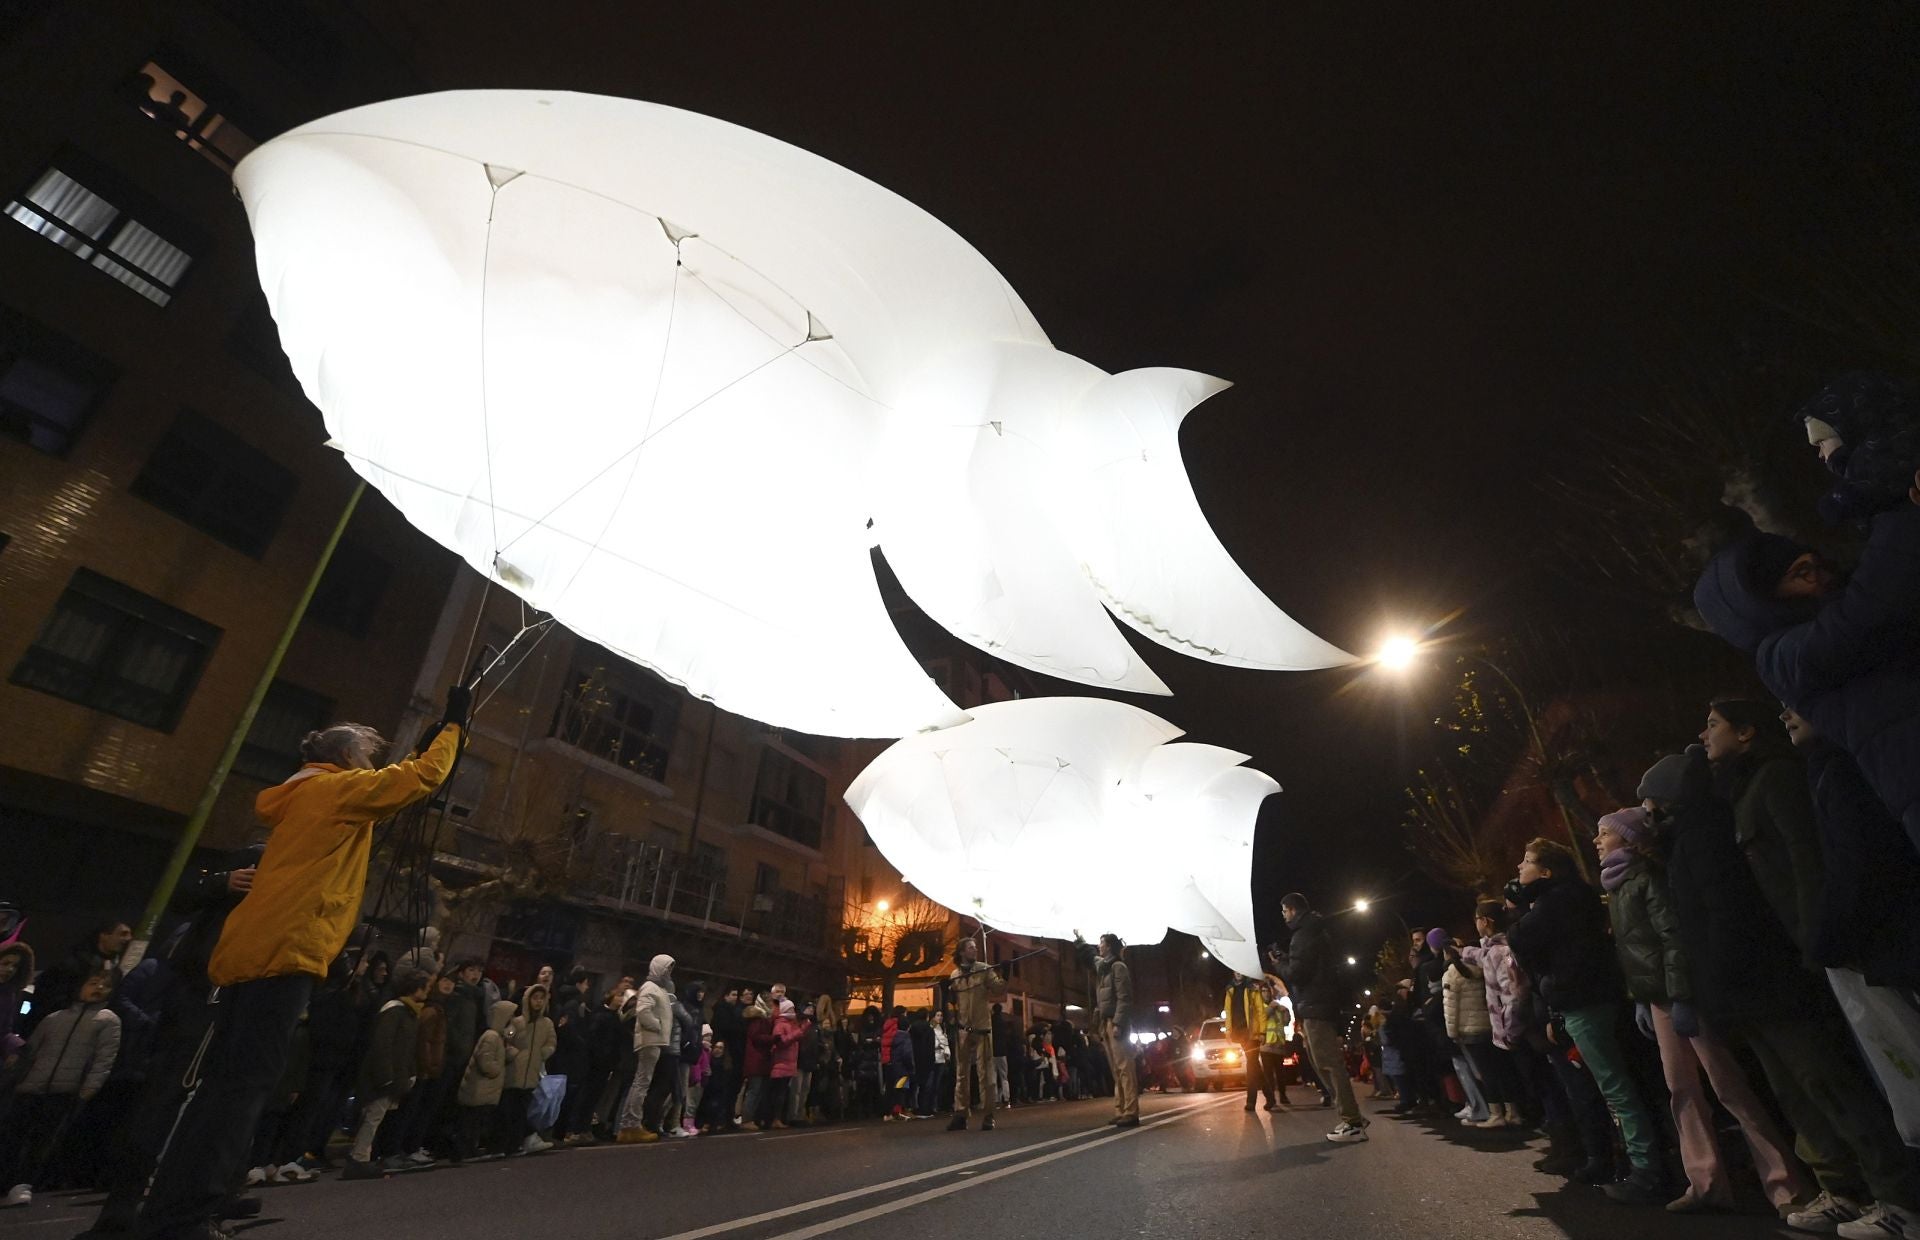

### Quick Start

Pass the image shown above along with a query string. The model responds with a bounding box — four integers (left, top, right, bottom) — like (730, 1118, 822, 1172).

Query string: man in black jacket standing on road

(1271, 894, 1367, 1146)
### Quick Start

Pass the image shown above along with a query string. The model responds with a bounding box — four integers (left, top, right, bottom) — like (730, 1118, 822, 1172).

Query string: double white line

(657, 1097, 1232, 1240)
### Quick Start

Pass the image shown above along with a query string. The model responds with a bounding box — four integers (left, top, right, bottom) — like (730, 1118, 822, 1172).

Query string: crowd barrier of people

(1263, 373, 1920, 1237)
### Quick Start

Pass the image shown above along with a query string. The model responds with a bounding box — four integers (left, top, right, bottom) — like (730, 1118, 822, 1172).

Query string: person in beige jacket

(454, 1001, 515, 1158)
(946, 937, 1006, 1131)
(499, 984, 555, 1155)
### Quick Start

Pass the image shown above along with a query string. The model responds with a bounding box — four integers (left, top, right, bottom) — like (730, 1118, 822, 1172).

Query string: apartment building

(0, 3, 453, 951)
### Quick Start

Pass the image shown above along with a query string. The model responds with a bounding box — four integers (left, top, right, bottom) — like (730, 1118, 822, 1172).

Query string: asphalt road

(1, 1092, 1796, 1240)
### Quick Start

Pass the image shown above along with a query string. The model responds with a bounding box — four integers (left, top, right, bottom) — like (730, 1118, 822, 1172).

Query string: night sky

(382, 4, 1920, 949)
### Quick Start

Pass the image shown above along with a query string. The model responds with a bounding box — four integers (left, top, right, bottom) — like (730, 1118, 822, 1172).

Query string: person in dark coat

(907, 1011, 937, 1118)
(706, 986, 747, 1133)
(85, 846, 262, 1234)
(1506, 838, 1665, 1202)
(1642, 747, 1920, 1232)
(548, 967, 593, 1141)
(1698, 698, 1827, 962)
(1694, 512, 1920, 856)
(1270, 894, 1366, 1144)
(1783, 706, 1920, 1152)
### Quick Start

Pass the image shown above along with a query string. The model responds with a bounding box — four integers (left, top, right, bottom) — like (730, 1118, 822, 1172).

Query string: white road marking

(650, 1098, 1224, 1240)
(760, 1100, 1233, 1240)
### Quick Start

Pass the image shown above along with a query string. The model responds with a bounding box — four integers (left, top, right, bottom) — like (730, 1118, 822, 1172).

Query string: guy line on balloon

(237, 88, 1460, 955)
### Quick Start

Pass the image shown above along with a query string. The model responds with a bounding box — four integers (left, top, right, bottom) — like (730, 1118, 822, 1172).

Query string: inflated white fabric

(845, 698, 1276, 951)
(236, 90, 1348, 736)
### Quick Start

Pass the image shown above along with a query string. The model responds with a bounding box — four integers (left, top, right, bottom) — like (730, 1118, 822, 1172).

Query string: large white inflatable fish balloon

(236, 91, 1350, 737)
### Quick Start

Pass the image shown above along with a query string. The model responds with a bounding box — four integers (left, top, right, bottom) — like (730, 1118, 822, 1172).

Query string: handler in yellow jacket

(142, 699, 464, 1239)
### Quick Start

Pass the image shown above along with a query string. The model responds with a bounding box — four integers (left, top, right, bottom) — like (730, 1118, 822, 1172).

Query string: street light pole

(125, 479, 367, 970)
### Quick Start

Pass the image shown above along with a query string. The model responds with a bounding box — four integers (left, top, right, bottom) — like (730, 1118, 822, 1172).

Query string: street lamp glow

(1157, 1004, 1171, 1014)
(1375, 635, 1420, 672)
(1353, 898, 1371, 913)
(1200, 950, 1210, 960)
(1346, 956, 1357, 966)
(875, 899, 890, 913)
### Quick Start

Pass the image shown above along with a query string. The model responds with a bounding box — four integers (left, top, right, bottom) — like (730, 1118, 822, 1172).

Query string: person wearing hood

(1, 970, 119, 1208)
(139, 699, 464, 1240)
(1694, 519, 1920, 859)
(1782, 706, 1920, 1153)
(1595, 806, 1806, 1215)
(1506, 838, 1665, 1202)
(907, 1009, 937, 1118)
(499, 982, 556, 1155)
(638, 973, 696, 1138)
(757, 998, 807, 1130)
(616, 955, 675, 1143)
(455, 999, 515, 1159)
(1428, 928, 1490, 1126)
(1271, 894, 1366, 1146)
(1643, 748, 1920, 1237)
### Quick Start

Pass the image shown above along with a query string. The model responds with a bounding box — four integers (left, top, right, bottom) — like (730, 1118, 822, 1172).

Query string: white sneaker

(405, 1150, 435, 1166)
(4, 1184, 30, 1207)
(1453, 1105, 1474, 1121)
(1326, 1121, 1369, 1144)
(1788, 1192, 1865, 1233)
(1839, 1203, 1915, 1240)
(277, 1161, 316, 1183)
(520, 1134, 551, 1154)
(244, 1166, 268, 1187)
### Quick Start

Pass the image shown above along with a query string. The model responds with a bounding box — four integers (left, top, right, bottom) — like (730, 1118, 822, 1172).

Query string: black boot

(981, 1115, 994, 1131)
(946, 1115, 967, 1132)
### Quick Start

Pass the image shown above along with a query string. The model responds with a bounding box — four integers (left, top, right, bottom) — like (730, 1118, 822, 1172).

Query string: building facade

(0, 3, 451, 953)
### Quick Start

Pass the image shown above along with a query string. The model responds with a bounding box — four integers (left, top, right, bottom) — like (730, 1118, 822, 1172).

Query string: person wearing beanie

(1594, 806, 1807, 1215)
(1644, 748, 1920, 1236)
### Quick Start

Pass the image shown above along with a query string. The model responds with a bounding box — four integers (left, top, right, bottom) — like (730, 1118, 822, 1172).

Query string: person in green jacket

(1594, 808, 1805, 1215)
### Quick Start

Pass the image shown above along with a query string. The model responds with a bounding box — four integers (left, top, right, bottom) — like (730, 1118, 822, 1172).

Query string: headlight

(1224, 1049, 1240, 1064)
(1188, 1047, 1205, 1062)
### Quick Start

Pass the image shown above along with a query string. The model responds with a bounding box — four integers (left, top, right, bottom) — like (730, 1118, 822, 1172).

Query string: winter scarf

(1599, 848, 1634, 893)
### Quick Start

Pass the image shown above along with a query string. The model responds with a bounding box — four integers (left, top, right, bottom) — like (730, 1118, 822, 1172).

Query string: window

(126, 61, 258, 172)
(4, 160, 195, 306)
(755, 863, 781, 896)
(233, 680, 332, 782)
(551, 661, 679, 782)
(308, 542, 392, 637)
(0, 305, 115, 455)
(131, 410, 295, 557)
(10, 568, 221, 730)
(858, 874, 874, 904)
(750, 746, 826, 849)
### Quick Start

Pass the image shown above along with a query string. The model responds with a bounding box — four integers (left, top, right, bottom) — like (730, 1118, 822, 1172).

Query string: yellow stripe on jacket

(208, 726, 461, 987)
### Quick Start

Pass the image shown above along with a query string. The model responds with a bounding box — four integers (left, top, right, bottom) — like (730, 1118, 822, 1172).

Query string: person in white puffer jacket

(2, 971, 120, 1207)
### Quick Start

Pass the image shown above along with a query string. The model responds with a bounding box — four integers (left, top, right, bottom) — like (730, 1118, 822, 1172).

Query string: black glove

(443, 683, 473, 730)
